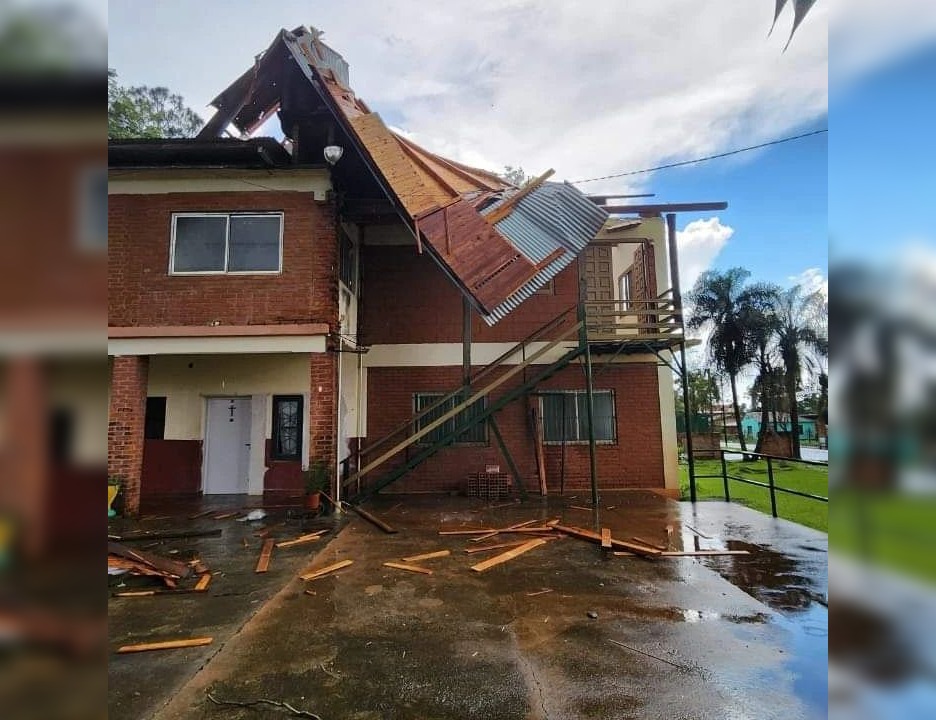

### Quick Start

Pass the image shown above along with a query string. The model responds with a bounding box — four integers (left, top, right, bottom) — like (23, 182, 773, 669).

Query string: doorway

(204, 396, 251, 494)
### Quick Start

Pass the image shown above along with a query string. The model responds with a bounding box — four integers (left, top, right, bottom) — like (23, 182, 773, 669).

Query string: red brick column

(309, 351, 338, 492)
(108, 355, 148, 516)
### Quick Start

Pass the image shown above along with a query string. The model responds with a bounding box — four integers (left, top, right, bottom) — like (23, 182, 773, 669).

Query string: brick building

(107, 27, 683, 514)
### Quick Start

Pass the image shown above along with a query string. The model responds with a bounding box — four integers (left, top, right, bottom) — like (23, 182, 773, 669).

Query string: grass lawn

(679, 458, 829, 533)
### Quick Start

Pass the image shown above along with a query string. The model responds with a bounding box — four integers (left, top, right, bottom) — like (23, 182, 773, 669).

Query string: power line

(570, 128, 828, 184)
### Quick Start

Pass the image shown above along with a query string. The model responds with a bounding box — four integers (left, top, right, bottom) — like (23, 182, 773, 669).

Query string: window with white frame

(540, 390, 616, 443)
(413, 393, 487, 445)
(170, 212, 283, 274)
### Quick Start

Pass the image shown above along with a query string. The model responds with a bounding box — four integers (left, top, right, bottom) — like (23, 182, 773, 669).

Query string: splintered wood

(383, 562, 433, 575)
(400, 550, 450, 563)
(276, 531, 327, 548)
(254, 539, 274, 573)
(116, 637, 213, 654)
(470, 538, 548, 573)
(300, 559, 354, 581)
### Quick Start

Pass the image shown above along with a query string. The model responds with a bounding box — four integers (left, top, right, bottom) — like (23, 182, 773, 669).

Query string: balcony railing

(583, 292, 683, 344)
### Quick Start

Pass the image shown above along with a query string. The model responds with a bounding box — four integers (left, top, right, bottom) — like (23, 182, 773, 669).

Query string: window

(272, 395, 303, 461)
(145, 397, 167, 440)
(80, 167, 107, 251)
(339, 228, 356, 291)
(414, 393, 487, 445)
(540, 390, 616, 443)
(170, 213, 282, 274)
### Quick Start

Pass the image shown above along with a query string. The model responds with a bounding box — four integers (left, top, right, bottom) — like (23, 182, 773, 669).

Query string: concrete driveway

(124, 491, 827, 720)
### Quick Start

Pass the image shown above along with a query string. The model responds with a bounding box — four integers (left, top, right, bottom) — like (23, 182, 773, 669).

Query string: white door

(204, 397, 251, 494)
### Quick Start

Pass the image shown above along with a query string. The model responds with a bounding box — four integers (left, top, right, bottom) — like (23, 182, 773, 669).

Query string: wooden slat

(551, 524, 660, 557)
(213, 512, 239, 520)
(614, 550, 750, 557)
(194, 574, 211, 592)
(276, 530, 327, 548)
(383, 562, 433, 575)
(440, 527, 554, 536)
(601, 528, 612, 549)
(351, 505, 397, 534)
(484, 169, 555, 225)
(463, 540, 529, 555)
(116, 637, 213, 654)
(300, 559, 354, 581)
(400, 550, 450, 562)
(631, 536, 667, 551)
(254, 539, 274, 573)
(469, 518, 539, 543)
(530, 402, 547, 496)
(470, 538, 548, 573)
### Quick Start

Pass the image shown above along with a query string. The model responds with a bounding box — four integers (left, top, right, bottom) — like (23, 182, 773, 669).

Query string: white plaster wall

(48, 359, 109, 467)
(658, 362, 679, 490)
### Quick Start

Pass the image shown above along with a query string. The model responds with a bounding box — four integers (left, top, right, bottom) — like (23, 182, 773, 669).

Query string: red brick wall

(108, 355, 149, 515)
(360, 245, 580, 345)
(310, 351, 338, 493)
(108, 191, 338, 328)
(362, 362, 663, 494)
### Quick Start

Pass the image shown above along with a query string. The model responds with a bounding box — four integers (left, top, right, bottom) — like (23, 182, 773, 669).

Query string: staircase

(342, 307, 585, 503)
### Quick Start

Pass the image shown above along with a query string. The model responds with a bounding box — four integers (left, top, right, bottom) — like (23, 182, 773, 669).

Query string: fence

(695, 449, 828, 519)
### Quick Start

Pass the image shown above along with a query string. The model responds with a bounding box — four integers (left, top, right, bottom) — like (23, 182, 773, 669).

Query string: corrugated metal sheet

(481, 182, 608, 324)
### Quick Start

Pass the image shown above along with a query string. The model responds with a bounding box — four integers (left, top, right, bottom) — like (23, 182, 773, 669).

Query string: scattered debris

(188, 510, 215, 520)
(569, 505, 595, 512)
(601, 528, 612, 550)
(470, 518, 538, 543)
(206, 690, 322, 719)
(350, 505, 397, 534)
(526, 588, 553, 597)
(608, 638, 695, 674)
(300, 559, 354, 581)
(551, 524, 660, 557)
(194, 574, 212, 592)
(613, 549, 750, 557)
(383, 562, 433, 575)
(255, 539, 275, 573)
(470, 538, 548, 573)
(213, 512, 239, 520)
(116, 637, 213, 653)
(587, 611, 598, 619)
(400, 550, 450, 562)
(113, 528, 222, 542)
(108, 541, 194, 588)
(631, 536, 667, 551)
(683, 524, 711, 539)
(237, 509, 267, 522)
(463, 540, 528, 555)
(276, 530, 327, 548)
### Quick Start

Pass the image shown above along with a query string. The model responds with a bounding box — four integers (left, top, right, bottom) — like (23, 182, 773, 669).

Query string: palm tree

(774, 285, 828, 458)
(747, 291, 782, 451)
(687, 268, 776, 454)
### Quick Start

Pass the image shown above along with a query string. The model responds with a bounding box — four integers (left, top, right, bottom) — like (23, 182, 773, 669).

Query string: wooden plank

(484, 169, 555, 225)
(194, 574, 211, 592)
(400, 550, 450, 563)
(470, 538, 548, 573)
(551, 524, 660, 557)
(108, 542, 192, 578)
(116, 637, 213, 654)
(300, 559, 354, 581)
(116, 529, 223, 542)
(383, 562, 433, 576)
(188, 510, 215, 519)
(613, 550, 751, 557)
(463, 540, 528, 555)
(254, 539, 274, 573)
(529, 403, 548, 496)
(351, 505, 397, 534)
(275, 531, 327, 548)
(631, 536, 667, 551)
(601, 528, 612, 549)
(112, 590, 158, 597)
(469, 518, 539, 543)
(213, 512, 239, 520)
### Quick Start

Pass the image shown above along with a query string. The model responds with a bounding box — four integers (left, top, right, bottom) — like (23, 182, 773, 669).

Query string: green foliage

(303, 460, 330, 496)
(500, 165, 532, 187)
(108, 69, 203, 139)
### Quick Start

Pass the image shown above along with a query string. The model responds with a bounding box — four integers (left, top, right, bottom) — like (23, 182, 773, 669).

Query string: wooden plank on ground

(601, 528, 612, 549)
(213, 512, 239, 520)
(276, 530, 327, 548)
(254, 539, 274, 573)
(108, 542, 193, 578)
(470, 538, 548, 573)
(551, 524, 660, 557)
(469, 518, 539, 543)
(400, 550, 450, 563)
(300, 559, 354, 581)
(631, 536, 667, 551)
(383, 562, 433, 575)
(463, 540, 528, 554)
(613, 550, 751, 557)
(116, 637, 213, 654)
(351, 505, 398, 534)
(194, 574, 211, 592)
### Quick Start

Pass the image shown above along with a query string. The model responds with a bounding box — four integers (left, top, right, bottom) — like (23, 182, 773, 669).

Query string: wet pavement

(129, 491, 827, 720)
(107, 497, 344, 720)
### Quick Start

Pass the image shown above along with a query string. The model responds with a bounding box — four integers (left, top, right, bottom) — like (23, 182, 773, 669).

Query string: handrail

(350, 304, 579, 468)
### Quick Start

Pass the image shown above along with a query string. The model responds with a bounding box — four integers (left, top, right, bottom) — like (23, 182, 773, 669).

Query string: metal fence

(696, 449, 828, 518)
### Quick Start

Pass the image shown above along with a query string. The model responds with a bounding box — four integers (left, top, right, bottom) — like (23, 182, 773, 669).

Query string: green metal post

(766, 456, 778, 518)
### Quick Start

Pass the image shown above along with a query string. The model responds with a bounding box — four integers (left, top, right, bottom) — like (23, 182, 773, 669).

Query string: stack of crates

(467, 472, 510, 500)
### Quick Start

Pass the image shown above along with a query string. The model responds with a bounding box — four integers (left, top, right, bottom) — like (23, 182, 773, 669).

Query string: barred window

(540, 390, 616, 443)
(272, 395, 303, 461)
(414, 393, 487, 445)
(339, 228, 356, 291)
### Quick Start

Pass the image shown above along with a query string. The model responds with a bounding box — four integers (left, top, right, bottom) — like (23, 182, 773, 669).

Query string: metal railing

(696, 449, 828, 518)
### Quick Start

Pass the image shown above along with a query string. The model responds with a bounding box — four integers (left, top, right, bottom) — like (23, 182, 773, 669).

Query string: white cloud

(788, 267, 828, 297)
(677, 217, 734, 292)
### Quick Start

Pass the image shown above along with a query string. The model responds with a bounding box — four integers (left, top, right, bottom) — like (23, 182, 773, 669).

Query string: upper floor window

(170, 212, 283, 274)
(339, 227, 356, 291)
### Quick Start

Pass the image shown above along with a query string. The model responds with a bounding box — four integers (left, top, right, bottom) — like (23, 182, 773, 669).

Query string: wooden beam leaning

(116, 637, 213, 654)
(470, 538, 548, 573)
(551, 524, 660, 557)
(351, 505, 398, 534)
(484, 169, 555, 225)
(300, 559, 354, 581)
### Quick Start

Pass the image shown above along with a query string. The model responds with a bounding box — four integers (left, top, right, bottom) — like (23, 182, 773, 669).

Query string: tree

(687, 268, 776, 454)
(676, 370, 719, 433)
(774, 285, 828, 458)
(746, 289, 784, 451)
(108, 69, 203, 139)
(501, 165, 532, 187)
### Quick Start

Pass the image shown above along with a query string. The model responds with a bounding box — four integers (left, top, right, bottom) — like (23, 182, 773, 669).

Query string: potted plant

(303, 461, 329, 511)
(108, 476, 122, 518)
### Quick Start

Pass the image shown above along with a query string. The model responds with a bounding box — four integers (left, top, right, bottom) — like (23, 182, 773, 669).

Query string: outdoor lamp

(323, 145, 344, 166)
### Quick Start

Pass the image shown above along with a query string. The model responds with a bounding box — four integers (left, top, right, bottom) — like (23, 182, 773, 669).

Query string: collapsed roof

(199, 26, 608, 325)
